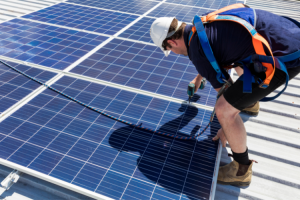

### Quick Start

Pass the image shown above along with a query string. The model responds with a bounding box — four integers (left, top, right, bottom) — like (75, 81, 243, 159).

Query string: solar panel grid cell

(66, 0, 160, 15)
(0, 19, 108, 70)
(119, 17, 154, 43)
(0, 76, 220, 200)
(0, 61, 56, 114)
(22, 3, 139, 35)
(70, 38, 218, 106)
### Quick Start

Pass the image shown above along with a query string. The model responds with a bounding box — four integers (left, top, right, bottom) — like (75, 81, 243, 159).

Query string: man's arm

(214, 75, 234, 93)
(215, 66, 243, 92)
(190, 74, 203, 93)
(190, 74, 233, 93)
(214, 87, 221, 92)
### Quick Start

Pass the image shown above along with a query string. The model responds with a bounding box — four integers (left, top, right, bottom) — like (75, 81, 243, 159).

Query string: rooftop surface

(0, 0, 299, 200)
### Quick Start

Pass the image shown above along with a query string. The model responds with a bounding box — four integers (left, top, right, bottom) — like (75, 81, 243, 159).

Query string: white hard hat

(150, 17, 183, 57)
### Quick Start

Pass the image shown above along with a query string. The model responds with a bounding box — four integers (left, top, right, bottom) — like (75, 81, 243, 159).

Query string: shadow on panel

(108, 95, 221, 199)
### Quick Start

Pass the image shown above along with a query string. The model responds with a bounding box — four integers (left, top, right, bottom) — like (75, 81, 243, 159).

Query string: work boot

(218, 160, 255, 186)
(241, 101, 259, 116)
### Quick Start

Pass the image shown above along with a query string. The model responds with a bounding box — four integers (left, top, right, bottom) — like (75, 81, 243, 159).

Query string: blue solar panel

(0, 60, 56, 114)
(0, 19, 108, 70)
(0, 0, 241, 198)
(70, 38, 218, 107)
(147, 3, 211, 22)
(0, 75, 220, 199)
(66, 0, 159, 15)
(22, 3, 139, 35)
(166, 0, 244, 9)
(119, 17, 154, 43)
(120, 7, 219, 43)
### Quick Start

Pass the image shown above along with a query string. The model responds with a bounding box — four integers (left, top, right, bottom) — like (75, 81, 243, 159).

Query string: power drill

(187, 78, 207, 104)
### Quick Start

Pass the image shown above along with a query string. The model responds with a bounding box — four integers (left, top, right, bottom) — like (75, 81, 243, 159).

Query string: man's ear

(167, 39, 177, 48)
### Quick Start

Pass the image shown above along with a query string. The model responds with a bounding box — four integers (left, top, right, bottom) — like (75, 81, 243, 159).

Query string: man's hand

(212, 128, 227, 147)
(190, 74, 203, 93)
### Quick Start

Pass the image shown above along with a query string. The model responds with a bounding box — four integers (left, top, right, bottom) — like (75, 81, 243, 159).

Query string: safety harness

(188, 3, 300, 101)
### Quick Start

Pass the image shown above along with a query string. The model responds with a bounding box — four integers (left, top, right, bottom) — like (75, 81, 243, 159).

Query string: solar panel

(147, 3, 211, 22)
(66, 0, 160, 15)
(0, 19, 108, 70)
(0, 75, 220, 199)
(22, 3, 139, 35)
(0, 0, 240, 198)
(70, 38, 218, 106)
(166, 0, 244, 8)
(119, 17, 155, 43)
(0, 60, 56, 114)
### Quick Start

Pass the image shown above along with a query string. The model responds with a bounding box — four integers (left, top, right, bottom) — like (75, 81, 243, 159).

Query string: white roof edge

(0, 159, 113, 200)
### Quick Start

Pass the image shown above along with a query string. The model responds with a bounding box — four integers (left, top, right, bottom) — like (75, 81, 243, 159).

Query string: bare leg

(214, 95, 247, 153)
(214, 72, 254, 185)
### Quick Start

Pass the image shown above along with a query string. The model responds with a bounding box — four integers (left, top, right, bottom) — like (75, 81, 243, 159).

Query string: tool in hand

(187, 78, 207, 104)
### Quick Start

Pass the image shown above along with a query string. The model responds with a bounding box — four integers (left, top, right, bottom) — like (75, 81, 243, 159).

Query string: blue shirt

(184, 9, 300, 89)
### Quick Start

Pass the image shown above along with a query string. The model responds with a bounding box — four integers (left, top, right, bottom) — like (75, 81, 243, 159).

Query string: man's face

(166, 39, 188, 56)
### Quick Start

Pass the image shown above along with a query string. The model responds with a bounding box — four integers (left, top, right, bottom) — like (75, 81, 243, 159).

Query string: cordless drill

(187, 78, 207, 104)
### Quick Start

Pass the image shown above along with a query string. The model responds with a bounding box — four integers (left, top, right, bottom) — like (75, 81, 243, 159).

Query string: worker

(150, 4, 300, 186)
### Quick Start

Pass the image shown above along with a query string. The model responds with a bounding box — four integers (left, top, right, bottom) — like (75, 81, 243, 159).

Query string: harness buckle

(259, 82, 269, 89)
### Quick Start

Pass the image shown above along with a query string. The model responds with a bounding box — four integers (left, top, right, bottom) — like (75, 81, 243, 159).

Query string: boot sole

(218, 180, 251, 187)
(241, 110, 259, 116)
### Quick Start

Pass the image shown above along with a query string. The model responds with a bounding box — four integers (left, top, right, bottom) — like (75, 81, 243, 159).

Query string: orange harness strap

(203, 15, 275, 86)
(189, 3, 245, 46)
(252, 34, 275, 86)
(202, 3, 246, 22)
(188, 26, 196, 46)
(194, 3, 275, 87)
(189, 3, 247, 44)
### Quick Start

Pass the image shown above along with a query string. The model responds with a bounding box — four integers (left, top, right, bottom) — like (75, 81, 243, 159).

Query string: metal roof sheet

(0, 0, 61, 23)
(246, 0, 300, 21)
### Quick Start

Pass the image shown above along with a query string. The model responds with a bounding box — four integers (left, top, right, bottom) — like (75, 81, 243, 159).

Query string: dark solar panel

(0, 19, 108, 70)
(0, 60, 56, 114)
(70, 38, 218, 106)
(22, 3, 139, 35)
(67, 0, 160, 15)
(0, 76, 220, 199)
